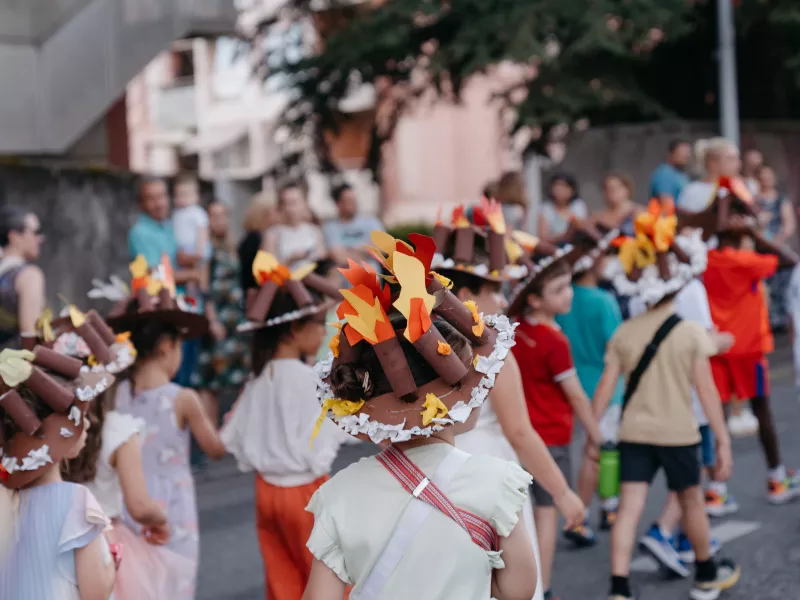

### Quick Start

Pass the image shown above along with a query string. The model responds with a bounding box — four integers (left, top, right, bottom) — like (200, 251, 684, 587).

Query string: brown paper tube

(20, 334, 37, 352)
(427, 279, 488, 346)
(86, 311, 116, 345)
(286, 280, 313, 307)
(487, 231, 507, 274)
(671, 244, 690, 264)
(656, 253, 671, 281)
(136, 288, 154, 311)
(717, 196, 731, 232)
(0, 390, 42, 436)
(432, 225, 451, 254)
(373, 337, 418, 400)
(109, 297, 130, 318)
(453, 228, 475, 264)
(337, 325, 362, 364)
(158, 288, 174, 310)
(246, 288, 257, 311)
(33, 347, 82, 379)
(302, 273, 344, 302)
(76, 323, 112, 365)
(412, 327, 469, 385)
(25, 368, 74, 413)
(532, 240, 558, 258)
(246, 281, 279, 323)
(628, 266, 642, 282)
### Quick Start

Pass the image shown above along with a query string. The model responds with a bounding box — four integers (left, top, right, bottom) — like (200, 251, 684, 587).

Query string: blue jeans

(173, 339, 200, 387)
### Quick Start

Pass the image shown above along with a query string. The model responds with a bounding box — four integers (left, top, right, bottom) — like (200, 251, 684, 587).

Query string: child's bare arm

(591, 362, 621, 421)
(559, 374, 601, 445)
(177, 389, 226, 459)
(693, 356, 732, 480)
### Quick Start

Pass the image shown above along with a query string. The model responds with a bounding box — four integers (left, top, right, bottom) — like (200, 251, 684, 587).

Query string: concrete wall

(0, 164, 138, 311)
(553, 120, 800, 213)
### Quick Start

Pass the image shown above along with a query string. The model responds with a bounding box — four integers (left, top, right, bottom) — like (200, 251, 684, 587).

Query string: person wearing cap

(590, 200, 740, 600)
(505, 225, 605, 600)
(303, 232, 538, 600)
(220, 250, 347, 600)
(431, 203, 586, 600)
(0, 205, 46, 348)
(0, 347, 117, 600)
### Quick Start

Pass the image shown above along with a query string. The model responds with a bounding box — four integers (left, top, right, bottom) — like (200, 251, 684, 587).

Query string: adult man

(649, 139, 692, 202)
(0, 206, 46, 347)
(323, 184, 384, 268)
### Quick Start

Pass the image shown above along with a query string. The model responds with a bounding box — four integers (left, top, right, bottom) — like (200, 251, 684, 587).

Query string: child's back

(0, 482, 108, 600)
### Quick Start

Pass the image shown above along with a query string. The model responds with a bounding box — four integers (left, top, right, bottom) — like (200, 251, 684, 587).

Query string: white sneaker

(727, 414, 745, 437)
(739, 408, 759, 435)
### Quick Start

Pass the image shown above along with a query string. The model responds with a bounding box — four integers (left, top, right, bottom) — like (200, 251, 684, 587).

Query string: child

(304, 236, 537, 600)
(432, 208, 586, 600)
(221, 250, 346, 600)
(594, 202, 739, 600)
(263, 182, 327, 270)
(105, 260, 228, 595)
(506, 237, 604, 600)
(173, 173, 211, 290)
(53, 308, 195, 599)
(556, 249, 624, 533)
(0, 346, 116, 600)
(704, 226, 800, 503)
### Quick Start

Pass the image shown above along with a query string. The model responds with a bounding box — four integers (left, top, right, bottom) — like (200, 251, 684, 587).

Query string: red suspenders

(376, 445, 499, 553)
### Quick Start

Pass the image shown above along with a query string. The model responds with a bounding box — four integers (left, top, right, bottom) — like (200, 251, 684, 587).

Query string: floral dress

(191, 245, 250, 391)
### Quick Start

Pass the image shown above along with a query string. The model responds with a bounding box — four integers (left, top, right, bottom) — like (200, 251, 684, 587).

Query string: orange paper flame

(452, 206, 470, 228)
(339, 285, 395, 345)
(480, 197, 506, 234)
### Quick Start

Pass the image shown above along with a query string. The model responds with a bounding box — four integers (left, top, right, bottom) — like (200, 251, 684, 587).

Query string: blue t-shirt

(323, 215, 384, 250)
(128, 214, 178, 268)
(649, 163, 689, 201)
(556, 284, 624, 406)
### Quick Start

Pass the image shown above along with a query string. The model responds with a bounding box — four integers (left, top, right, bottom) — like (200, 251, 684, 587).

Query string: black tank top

(0, 264, 24, 347)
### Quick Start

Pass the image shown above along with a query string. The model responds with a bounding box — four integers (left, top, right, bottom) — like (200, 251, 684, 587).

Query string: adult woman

(678, 138, 741, 213)
(193, 200, 250, 424)
(496, 171, 529, 232)
(538, 172, 588, 242)
(591, 173, 644, 237)
(263, 183, 327, 270)
(238, 193, 281, 293)
(756, 165, 796, 328)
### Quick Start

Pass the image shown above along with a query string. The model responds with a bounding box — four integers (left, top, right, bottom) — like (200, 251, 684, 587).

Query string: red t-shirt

(512, 320, 576, 446)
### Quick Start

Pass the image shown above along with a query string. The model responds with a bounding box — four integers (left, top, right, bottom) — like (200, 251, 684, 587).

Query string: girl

(678, 138, 741, 214)
(222, 252, 346, 600)
(305, 237, 537, 600)
(538, 172, 588, 242)
(496, 170, 530, 232)
(105, 264, 227, 596)
(193, 200, 250, 425)
(263, 182, 327, 269)
(0, 346, 116, 600)
(592, 173, 644, 237)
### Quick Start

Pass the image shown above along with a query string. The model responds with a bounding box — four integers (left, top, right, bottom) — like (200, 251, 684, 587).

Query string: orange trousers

(255, 474, 328, 600)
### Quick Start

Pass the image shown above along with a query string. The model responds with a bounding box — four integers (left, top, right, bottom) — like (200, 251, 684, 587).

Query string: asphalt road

(194, 337, 800, 600)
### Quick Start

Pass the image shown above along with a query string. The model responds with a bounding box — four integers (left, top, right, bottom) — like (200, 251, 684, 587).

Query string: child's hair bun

(330, 363, 375, 401)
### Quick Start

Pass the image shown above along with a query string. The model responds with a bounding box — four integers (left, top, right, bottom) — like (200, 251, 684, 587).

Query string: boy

(705, 227, 800, 503)
(509, 258, 603, 600)
(556, 255, 624, 536)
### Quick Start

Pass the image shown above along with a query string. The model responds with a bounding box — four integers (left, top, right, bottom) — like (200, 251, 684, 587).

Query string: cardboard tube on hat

(453, 228, 476, 264)
(302, 273, 344, 302)
(427, 278, 488, 346)
(87, 311, 116, 345)
(0, 389, 42, 436)
(373, 336, 418, 400)
(412, 326, 468, 385)
(286, 280, 313, 307)
(158, 288, 175, 310)
(76, 322, 112, 364)
(246, 280, 279, 323)
(25, 368, 74, 414)
(487, 231, 507, 273)
(136, 288, 154, 311)
(337, 325, 362, 364)
(33, 347, 82, 379)
(433, 225, 452, 254)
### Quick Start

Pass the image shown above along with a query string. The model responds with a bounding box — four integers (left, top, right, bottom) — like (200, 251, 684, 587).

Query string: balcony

(157, 79, 198, 130)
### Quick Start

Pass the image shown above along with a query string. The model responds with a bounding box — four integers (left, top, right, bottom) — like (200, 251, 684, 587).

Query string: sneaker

(705, 490, 739, 517)
(739, 408, 760, 434)
(600, 508, 617, 531)
(639, 524, 690, 578)
(727, 414, 756, 438)
(689, 558, 741, 600)
(563, 520, 597, 547)
(767, 469, 800, 504)
(673, 532, 721, 563)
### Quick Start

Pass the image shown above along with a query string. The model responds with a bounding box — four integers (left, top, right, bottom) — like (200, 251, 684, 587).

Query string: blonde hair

(242, 192, 280, 233)
(496, 171, 528, 207)
(694, 137, 738, 175)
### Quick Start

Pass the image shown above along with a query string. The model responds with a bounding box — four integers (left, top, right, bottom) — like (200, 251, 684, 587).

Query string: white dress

(457, 398, 545, 600)
(306, 443, 532, 600)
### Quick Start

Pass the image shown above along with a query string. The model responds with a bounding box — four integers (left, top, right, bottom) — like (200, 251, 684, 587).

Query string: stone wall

(0, 163, 139, 310)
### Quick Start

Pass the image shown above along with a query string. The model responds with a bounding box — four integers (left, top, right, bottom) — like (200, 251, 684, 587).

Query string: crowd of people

(0, 135, 798, 600)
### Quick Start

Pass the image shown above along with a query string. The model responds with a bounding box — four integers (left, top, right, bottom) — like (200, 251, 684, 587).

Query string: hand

(710, 329, 735, 354)
(714, 440, 733, 482)
(210, 320, 227, 342)
(584, 437, 601, 462)
(554, 488, 585, 531)
(142, 522, 171, 546)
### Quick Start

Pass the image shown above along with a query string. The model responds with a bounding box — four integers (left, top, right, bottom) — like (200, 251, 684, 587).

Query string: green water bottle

(597, 443, 620, 499)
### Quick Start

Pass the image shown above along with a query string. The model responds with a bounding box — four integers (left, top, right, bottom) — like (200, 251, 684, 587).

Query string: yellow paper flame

(36, 308, 55, 342)
(421, 393, 449, 426)
(68, 305, 86, 328)
(0, 348, 34, 387)
(392, 253, 436, 341)
(310, 398, 365, 447)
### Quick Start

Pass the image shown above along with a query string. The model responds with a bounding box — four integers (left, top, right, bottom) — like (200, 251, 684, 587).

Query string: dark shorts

(619, 442, 700, 492)
(699, 425, 715, 468)
(531, 445, 572, 507)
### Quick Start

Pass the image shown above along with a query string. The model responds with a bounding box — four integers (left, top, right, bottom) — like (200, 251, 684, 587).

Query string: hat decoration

(239, 251, 343, 331)
(0, 346, 114, 488)
(430, 199, 529, 281)
(605, 199, 707, 307)
(102, 254, 209, 338)
(677, 177, 799, 269)
(313, 231, 517, 445)
(34, 305, 136, 374)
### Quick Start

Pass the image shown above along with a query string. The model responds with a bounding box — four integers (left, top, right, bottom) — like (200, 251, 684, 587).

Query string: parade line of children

(2, 174, 800, 600)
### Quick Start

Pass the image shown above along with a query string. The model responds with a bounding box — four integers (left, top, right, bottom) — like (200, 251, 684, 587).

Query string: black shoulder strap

(622, 314, 683, 412)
